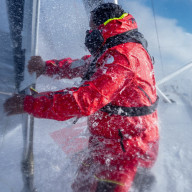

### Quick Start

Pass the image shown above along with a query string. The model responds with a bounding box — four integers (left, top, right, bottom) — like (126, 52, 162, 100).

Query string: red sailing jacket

(24, 14, 159, 168)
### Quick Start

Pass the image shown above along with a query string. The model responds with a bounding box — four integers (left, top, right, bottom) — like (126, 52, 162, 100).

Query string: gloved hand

(28, 56, 45, 77)
(4, 94, 26, 116)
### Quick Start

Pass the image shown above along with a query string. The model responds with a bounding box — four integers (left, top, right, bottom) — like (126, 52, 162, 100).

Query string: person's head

(89, 3, 126, 29)
(86, 3, 127, 55)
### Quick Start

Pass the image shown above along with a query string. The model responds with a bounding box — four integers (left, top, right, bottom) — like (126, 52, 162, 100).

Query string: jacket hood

(98, 14, 138, 43)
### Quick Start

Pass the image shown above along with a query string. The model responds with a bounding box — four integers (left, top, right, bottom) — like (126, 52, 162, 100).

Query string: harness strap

(104, 29, 147, 50)
(100, 96, 159, 117)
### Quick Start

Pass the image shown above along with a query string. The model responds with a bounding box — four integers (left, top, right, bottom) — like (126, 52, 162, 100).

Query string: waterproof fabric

(24, 14, 159, 191)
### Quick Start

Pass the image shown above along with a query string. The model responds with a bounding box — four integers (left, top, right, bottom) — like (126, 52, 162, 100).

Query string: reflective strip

(50, 62, 57, 66)
(94, 175, 124, 186)
(104, 13, 128, 26)
(30, 87, 38, 94)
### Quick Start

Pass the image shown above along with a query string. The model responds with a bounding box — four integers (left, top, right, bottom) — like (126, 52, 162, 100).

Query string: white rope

(157, 61, 192, 86)
(0, 91, 12, 96)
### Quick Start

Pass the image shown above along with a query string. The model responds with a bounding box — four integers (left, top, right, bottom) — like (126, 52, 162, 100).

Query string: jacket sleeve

(44, 55, 91, 79)
(24, 51, 135, 121)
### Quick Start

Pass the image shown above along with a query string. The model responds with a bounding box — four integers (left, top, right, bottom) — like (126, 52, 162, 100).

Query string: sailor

(4, 3, 159, 192)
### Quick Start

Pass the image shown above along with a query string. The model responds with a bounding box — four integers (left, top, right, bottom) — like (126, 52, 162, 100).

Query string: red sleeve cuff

(24, 95, 35, 115)
(44, 60, 58, 76)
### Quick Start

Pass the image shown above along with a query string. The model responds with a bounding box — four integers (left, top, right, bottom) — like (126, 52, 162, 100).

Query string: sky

(145, 0, 192, 33)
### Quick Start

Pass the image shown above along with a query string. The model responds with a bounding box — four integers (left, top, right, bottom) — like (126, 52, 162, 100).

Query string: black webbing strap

(100, 96, 159, 117)
(104, 29, 147, 50)
(83, 29, 146, 81)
